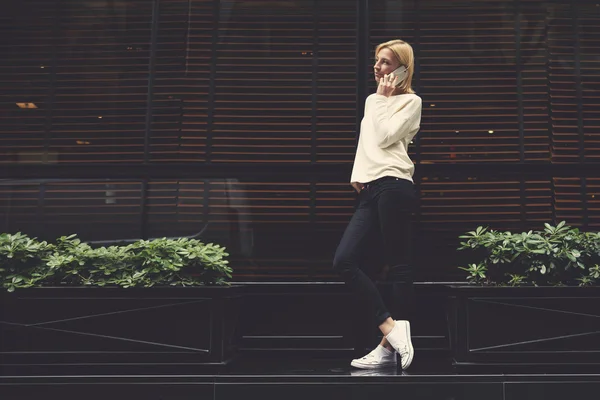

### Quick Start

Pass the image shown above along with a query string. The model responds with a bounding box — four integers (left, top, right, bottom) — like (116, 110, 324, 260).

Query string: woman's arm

(370, 95, 422, 148)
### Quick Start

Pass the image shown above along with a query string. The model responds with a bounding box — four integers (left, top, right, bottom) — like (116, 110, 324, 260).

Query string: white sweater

(350, 93, 422, 184)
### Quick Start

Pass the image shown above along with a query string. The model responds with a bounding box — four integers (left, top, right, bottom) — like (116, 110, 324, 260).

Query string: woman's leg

(336, 202, 403, 369)
(373, 179, 418, 368)
(333, 204, 392, 329)
(377, 181, 417, 319)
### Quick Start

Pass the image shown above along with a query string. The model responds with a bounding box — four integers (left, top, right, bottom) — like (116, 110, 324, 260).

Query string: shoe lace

(396, 342, 409, 358)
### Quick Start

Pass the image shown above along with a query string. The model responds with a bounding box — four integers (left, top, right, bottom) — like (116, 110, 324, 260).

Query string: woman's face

(374, 48, 400, 84)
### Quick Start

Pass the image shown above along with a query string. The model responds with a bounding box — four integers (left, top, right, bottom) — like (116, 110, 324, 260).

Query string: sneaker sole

(350, 360, 397, 370)
(401, 321, 414, 370)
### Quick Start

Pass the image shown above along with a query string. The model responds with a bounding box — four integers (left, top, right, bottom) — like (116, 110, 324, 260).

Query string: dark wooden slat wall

(1, 0, 599, 282)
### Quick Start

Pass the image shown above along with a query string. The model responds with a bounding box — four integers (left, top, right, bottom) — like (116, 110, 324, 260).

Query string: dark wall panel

(1, 0, 599, 282)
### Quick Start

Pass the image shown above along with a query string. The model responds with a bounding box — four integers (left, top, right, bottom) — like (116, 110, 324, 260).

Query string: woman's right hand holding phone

(377, 73, 399, 97)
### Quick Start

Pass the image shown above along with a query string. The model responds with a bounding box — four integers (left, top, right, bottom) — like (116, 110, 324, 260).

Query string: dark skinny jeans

(333, 176, 417, 326)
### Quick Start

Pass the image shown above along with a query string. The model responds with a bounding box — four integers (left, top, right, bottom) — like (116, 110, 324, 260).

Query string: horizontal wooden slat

(523, 179, 553, 224)
(0, 182, 41, 232)
(418, 3, 520, 163)
(315, 2, 357, 164)
(210, 1, 315, 163)
(580, 6, 600, 160)
(553, 177, 585, 226)
(208, 181, 311, 223)
(521, 1, 551, 162)
(314, 182, 356, 224)
(150, 0, 211, 162)
(420, 178, 523, 225)
(0, 1, 54, 163)
(145, 180, 206, 237)
(588, 178, 600, 228)
(49, 0, 152, 163)
(0, 179, 143, 240)
(548, 6, 579, 163)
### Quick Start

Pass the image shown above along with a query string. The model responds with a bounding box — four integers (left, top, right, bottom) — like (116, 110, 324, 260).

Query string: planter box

(447, 285, 600, 373)
(0, 285, 244, 374)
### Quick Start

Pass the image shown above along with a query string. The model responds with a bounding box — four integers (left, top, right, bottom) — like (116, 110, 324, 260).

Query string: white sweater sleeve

(370, 94, 422, 148)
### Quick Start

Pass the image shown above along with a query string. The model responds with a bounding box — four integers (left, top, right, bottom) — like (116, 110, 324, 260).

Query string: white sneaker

(350, 345, 397, 369)
(385, 320, 414, 370)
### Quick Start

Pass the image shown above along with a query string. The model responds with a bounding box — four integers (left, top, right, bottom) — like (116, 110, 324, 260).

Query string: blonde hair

(375, 39, 415, 94)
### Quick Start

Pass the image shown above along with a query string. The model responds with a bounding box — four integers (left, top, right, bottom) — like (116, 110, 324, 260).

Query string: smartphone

(391, 66, 408, 86)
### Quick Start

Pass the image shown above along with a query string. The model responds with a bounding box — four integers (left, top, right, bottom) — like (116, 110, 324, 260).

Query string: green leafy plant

(0, 233, 231, 292)
(0, 233, 53, 292)
(457, 221, 600, 287)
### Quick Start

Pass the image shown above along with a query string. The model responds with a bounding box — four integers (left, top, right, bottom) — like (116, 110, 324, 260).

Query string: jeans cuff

(376, 311, 391, 326)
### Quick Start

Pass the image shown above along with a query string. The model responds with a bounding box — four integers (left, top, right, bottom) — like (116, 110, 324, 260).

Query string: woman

(333, 39, 422, 370)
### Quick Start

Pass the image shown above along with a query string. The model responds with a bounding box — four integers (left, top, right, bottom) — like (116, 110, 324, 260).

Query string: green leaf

(0, 233, 231, 291)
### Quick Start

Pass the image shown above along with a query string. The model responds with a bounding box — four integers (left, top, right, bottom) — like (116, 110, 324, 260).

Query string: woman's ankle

(378, 317, 395, 336)
(379, 338, 393, 352)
